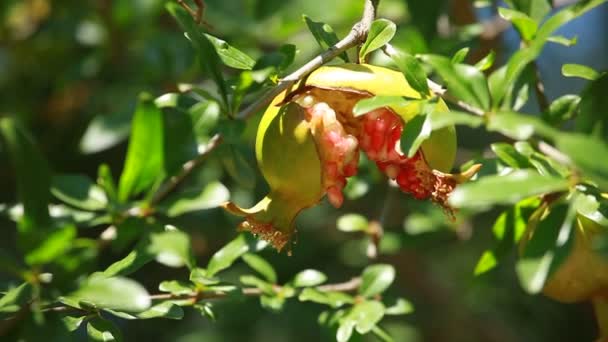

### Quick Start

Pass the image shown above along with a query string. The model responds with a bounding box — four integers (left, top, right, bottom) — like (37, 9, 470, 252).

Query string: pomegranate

(224, 63, 477, 251)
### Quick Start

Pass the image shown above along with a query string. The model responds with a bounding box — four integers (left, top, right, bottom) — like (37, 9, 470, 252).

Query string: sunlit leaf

(337, 213, 369, 232)
(562, 63, 600, 80)
(61, 276, 151, 312)
(303, 15, 348, 62)
(159, 182, 230, 217)
(359, 264, 395, 297)
(449, 170, 570, 209)
(293, 269, 327, 287)
(242, 253, 277, 283)
(118, 93, 165, 202)
(359, 19, 396, 61)
(205, 34, 255, 70)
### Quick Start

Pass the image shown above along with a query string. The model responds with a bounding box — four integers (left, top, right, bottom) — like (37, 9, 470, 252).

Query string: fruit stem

(593, 296, 608, 341)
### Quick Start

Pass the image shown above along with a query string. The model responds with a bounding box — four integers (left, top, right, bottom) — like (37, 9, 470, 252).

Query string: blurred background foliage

(0, 0, 607, 341)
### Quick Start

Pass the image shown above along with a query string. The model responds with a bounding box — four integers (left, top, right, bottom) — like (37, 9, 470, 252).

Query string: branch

(20, 277, 363, 321)
(149, 277, 362, 301)
(149, 134, 223, 206)
(427, 79, 486, 116)
(531, 61, 549, 112)
(236, 0, 381, 120)
(97, 134, 223, 247)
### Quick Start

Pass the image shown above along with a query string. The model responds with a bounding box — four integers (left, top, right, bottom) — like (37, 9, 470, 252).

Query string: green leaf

(503, 0, 551, 22)
(207, 234, 264, 276)
(337, 319, 356, 342)
(386, 47, 430, 95)
(0, 283, 32, 315)
(498, 7, 538, 41)
(137, 301, 184, 320)
(573, 190, 608, 226)
(303, 15, 348, 62)
(488, 111, 557, 140)
(194, 302, 216, 321)
(87, 317, 123, 342)
(158, 280, 196, 295)
(148, 229, 194, 269)
(359, 19, 397, 61)
(451, 47, 469, 64)
(491, 143, 532, 169)
(530, 152, 570, 178)
(547, 35, 578, 46)
(556, 133, 608, 189)
(400, 114, 431, 158)
(337, 213, 369, 232)
(449, 170, 570, 209)
(493, 0, 607, 106)
(102, 238, 155, 277)
(427, 110, 484, 131)
(118, 94, 164, 202)
(353, 96, 414, 117)
(97, 164, 118, 202)
(159, 181, 229, 217)
(359, 264, 395, 298)
(535, 0, 607, 46)
(350, 300, 386, 334)
(240, 275, 274, 294)
(204, 33, 255, 70)
(562, 63, 600, 81)
(189, 268, 221, 286)
(62, 276, 150, 312)
(25, 224, 76, 265)
(62, 316, 85, 332)
(492, 197, 541, 247)
(161, 104, 198, 176)
(0, 117, 51, 242)
(219, 145, 256, 189)
(242, 253, 277, 283)
(51, 174, 108, 211)
(576, 73, 608, 141)
(79, 111, 131, 154)
(372, 325, 395, 342)
(474, 50, 496, 71)
(543, 94, 580, 125)
(516, 203, 575, 294)
(293, 269, 327, 287)
(298, 288, 353, 308)
(166, 3, 228, 106)
(473, 250, 499, 276)
(384, 298, 414, 315)
(421, 55, 491, 110)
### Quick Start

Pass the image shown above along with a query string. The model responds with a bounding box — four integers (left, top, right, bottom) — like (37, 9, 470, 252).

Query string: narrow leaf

(562, 63, 600, 81)
(204, 33, 255, 70)
(449, 170, 570, 209)
(118, 93, 164, 202)
(303, 15, 348, 62)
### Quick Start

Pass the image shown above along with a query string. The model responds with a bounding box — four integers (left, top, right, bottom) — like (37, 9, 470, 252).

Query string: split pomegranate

(224, 63, 477, 251)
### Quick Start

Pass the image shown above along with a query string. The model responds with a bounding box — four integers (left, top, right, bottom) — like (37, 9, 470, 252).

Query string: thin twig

(427, 79, 486, 116)
(537, 140, 571, 165)
(150, 134, 223, 206)
(96, 135, 223, 247)
(531, 61, 549, 112)
(176, 0, 197, 19)
(236, 0, 381, 120)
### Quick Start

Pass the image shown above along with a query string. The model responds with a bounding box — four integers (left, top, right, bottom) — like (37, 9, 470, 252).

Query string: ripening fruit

(540, 215, 608, 303)
(224, 63, 477, 251)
